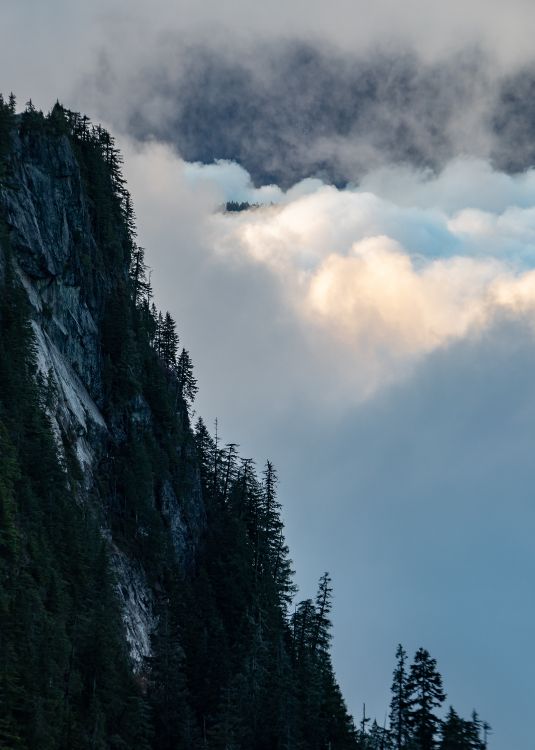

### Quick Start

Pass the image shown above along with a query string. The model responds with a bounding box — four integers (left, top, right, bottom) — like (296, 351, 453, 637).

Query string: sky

(3, 2, 535, 746)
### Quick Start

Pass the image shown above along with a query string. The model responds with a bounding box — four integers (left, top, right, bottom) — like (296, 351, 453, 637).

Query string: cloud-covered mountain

(85, 40, 535, 187)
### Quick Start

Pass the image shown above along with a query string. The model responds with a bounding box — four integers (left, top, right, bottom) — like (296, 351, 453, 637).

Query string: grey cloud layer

(81, 37, 535, 188)
(6, 1, 535, 189)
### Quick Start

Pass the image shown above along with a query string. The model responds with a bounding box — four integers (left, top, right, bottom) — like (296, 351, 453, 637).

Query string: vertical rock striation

(0, 118, 204, 669)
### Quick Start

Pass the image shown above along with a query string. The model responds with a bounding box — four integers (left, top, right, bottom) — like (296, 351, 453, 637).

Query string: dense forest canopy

(0, 95, 489, 749)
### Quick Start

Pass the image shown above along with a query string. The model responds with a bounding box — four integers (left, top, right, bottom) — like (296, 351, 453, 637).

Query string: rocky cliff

(0, 110, 204, 669)
(0, 101, 364, 750)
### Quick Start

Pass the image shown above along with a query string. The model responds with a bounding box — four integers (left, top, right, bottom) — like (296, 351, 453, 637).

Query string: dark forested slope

(0, 97, 489, 750)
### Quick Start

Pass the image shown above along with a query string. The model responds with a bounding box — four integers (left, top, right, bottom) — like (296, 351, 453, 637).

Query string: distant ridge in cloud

(80, 37, 535, 189)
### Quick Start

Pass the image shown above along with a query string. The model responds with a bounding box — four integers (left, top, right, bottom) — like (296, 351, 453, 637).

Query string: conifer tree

(466, 712, 486, 750)
(261, 460, 295, 609)
(123, 191, 137, 241)
(439, 707, 466, 750)
(368, 719, 392, 749)
(0, 421, 19, 558)
(21, 99, 42, 132)
(129, 244, 150, 308)
(148, 603, 195, 750)
(160, 312, 179, 369)
(222, 443, 239, 503)
(148, 302, 159, 344)
(312, 572, 333, 656)
(438, 707, 486, 750)
(194, 417, 217, 494)
(406, 648, 446, 750)
(292, 599, 316, 661)
(176, 347, 198, 407)
(390, 644, 411, 750)
(155, 310, 164, 357)
(0, 95, 14, 174)
(209, 679, 246, 750)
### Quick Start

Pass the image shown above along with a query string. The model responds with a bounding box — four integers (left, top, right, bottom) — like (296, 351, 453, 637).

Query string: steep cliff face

(0, 103, 365, 750)
(0, 115, 204, 668)
(3, 127, 107, 468)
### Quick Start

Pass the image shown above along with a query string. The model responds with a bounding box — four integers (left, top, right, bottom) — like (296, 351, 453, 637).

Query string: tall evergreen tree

(390, 644, 411, 750)
(129, 244, 150, 308)
(406, 648, 446, 750)
(312, 572, 333, 656)
(176, 347, 198, 407)
(160, 312, 179, 370)
(260, 461, 295, 610)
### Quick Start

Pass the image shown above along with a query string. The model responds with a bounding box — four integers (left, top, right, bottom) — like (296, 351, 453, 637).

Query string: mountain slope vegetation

(0, 96, 489, 750)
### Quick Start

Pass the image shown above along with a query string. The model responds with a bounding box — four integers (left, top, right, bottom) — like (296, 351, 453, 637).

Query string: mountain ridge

(0, 97, 489, 750)
(0, 98, 360, 750)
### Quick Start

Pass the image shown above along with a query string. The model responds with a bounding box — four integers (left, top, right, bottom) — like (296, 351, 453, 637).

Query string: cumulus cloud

(122, 141, 535, 405)
(358, 158, 535, 214)
(192, 162, 535, 397)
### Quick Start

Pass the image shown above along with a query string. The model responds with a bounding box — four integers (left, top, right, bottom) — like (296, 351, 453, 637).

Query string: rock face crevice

(0, 123, 204, 670)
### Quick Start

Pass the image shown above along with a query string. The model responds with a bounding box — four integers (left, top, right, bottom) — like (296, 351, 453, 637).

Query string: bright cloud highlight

(203, 168, 535, 396)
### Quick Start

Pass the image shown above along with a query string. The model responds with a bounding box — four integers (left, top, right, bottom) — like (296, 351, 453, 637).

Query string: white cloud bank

(179, 156, 535, 398)
(123, 144, 535, 402)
